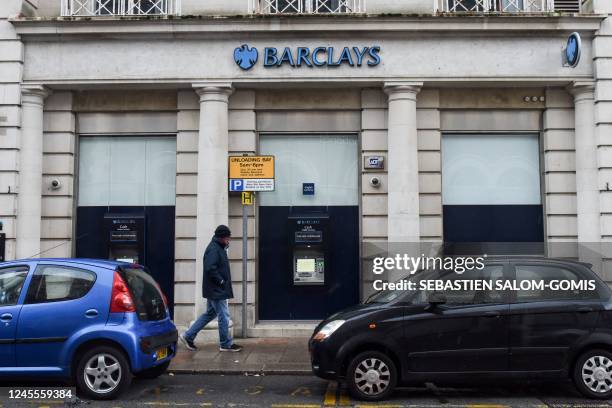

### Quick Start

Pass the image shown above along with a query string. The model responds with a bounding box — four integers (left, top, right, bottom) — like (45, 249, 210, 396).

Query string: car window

(0, 266, 29, 306)
(514, 264, 599, 303)
(25, 265, 96, 304)
(121, 267, 166, 321)
(412, 265, 506, 306)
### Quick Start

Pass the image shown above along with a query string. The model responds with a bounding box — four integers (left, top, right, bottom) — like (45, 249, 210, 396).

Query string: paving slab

(170, 337, 312, 375)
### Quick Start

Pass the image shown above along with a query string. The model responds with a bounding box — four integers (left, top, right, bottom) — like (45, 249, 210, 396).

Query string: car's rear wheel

(346, 351, 397, 401)
(136, 361, 171, 379)
(573, 349, 612, 399)
(75, 346, 132, 400)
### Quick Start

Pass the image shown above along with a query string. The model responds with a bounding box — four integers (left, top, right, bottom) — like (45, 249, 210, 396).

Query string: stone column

(568, 82, 601, 268)
(384, 82, 422, 244)
(16, 85, 50, 259)
(193, 83, 233, 314)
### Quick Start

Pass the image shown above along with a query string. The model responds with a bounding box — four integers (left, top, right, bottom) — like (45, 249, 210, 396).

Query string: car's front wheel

(346, 351, 397, 401)
(573, 349, 612, 399)
(75, 346, 132, 400)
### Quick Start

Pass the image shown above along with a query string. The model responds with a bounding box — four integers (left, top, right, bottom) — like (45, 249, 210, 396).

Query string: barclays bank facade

(2, 0, 612, 336)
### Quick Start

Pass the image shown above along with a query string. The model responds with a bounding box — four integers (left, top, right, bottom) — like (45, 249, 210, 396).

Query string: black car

(309, 257, 612, 401)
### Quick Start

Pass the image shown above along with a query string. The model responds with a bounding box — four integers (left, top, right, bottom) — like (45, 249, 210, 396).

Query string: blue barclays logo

(234, 44, 259, 70)
(233, 44, 381, 70)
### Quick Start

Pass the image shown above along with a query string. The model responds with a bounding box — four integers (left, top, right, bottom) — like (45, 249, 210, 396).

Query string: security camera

(370, 177, 381, 188)
(50, 179, 61, 190)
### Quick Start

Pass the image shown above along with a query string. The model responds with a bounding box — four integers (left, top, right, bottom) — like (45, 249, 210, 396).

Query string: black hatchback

(309, 257, 612, 401)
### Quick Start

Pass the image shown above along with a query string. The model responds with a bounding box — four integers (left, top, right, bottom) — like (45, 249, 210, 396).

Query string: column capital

(21, 84, 51, 106)
(567, 81, 595, 103)
(193, 82, 234, 103)
(383, 82, 423, 102)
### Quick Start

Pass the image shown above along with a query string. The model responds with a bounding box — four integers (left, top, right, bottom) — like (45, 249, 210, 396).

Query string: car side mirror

(427, 292, 447, 306)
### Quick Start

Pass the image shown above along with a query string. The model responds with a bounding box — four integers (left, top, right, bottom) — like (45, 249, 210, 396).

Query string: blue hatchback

(0, 258, 177, 400)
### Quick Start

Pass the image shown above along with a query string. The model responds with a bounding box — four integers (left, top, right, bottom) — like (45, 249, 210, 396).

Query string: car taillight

(110, 271, 136, 313)
(155, 282, 169, 308)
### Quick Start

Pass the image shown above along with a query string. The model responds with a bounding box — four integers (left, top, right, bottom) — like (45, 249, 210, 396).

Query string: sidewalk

(169, 337, 312, 375)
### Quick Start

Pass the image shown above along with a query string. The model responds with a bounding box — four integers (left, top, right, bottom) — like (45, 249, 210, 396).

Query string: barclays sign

(234, 44, 381, 70)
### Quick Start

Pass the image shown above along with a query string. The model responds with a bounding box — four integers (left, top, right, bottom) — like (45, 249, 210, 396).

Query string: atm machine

(103, 214, 145, 264)
(290, 215, 329, 286)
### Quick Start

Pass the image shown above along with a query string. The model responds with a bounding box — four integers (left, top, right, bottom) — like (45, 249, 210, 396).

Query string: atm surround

(258, 134, 359, 320)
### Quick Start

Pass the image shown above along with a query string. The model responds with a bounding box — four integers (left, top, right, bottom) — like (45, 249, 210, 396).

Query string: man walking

(180, 225, 243, 352)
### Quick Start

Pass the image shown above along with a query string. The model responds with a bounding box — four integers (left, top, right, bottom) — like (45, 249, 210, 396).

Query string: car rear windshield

(121, 267, 166, 321)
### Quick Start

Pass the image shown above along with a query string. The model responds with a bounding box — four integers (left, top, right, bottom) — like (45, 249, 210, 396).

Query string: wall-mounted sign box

(364, 155, 385, 170)
(303, 183, 315, 195)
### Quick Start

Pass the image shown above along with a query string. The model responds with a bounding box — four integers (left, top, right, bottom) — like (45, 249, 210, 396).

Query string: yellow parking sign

(242, 192, 254, 206)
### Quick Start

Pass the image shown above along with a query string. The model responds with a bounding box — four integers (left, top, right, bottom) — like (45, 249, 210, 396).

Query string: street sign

(229, 156, 275, 192)
(242, 192, 254, 205)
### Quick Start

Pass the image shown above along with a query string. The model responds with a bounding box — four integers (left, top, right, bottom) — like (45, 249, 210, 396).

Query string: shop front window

(78, 136, 176, 207)
(441, 134, 544, 254)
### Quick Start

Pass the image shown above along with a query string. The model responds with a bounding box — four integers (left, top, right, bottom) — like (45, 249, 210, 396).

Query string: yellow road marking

(467, 405, 510, 408)
(196, 387, 205, 395)
(355, 405, 404, 408)
(246, 385, 264, 395)
(338, 388, 351, 406)
(291, 386, 312, 397)
(323, 381, 338, 406)
(271, 405, 321, 408)
(142, 403, 211, 406)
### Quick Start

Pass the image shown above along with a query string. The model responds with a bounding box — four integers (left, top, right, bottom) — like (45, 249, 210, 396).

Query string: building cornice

(11, 14, 605, 38)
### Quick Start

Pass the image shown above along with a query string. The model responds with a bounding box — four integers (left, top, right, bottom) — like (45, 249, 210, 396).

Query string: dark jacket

(202, 237, 233, 300)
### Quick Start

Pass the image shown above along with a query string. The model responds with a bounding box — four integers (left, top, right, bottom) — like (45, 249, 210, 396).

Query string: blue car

(0, 258, 177, 400)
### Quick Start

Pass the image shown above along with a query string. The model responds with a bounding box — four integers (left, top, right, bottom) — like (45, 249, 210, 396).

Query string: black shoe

(220, 344, 243, 352)
(179, 333, 198, 351)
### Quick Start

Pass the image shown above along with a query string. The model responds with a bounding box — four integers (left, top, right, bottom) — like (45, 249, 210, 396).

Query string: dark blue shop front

(74, 136, 177, 315)
(258, 135, 360, 320)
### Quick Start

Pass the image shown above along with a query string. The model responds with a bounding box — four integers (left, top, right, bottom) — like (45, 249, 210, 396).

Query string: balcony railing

(436, 0, 581, 12)
(250, 0, 365, 14)
(61, 0, 181, 16)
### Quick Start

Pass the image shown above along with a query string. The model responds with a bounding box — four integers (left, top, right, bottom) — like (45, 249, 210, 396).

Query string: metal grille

(252, 0, 365, 13)
(438, 0, 579, 11)
(61, 0, 181, 16)
(553, 0, 580, 11)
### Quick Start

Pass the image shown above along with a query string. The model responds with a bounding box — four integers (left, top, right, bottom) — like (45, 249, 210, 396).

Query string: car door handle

(483, 311, 501, 318)
(0, 313, 12, 322)
(85, 309, 99, 318)
(577, 306, 594, 313)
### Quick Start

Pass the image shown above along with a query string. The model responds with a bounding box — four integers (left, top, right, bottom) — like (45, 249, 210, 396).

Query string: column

(384, 82, 422, 244)
(16, 85, 50, 259)
(569, 82, 601, 269)
(193, 83, 233, 314)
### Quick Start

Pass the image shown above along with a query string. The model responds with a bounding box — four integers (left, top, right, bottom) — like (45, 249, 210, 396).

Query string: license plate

(156, 347, 168, 360)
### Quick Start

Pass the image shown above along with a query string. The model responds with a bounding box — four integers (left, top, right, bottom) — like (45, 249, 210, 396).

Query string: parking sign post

(240, 192, 254, 338)
(229, 157, 274, 338)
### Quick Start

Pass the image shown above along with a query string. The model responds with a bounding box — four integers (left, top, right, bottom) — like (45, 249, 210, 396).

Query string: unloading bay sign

(229, 156, 275, 192)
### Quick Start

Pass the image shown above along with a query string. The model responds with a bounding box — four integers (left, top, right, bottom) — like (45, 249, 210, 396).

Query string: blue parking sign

(230, 179, 244, 191)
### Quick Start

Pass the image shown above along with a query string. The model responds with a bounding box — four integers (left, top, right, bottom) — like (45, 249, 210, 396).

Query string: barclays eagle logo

(234, 44, 258, 70)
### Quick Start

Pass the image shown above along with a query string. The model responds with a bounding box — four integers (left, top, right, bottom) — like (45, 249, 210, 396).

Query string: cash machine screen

(294, 254, 325, 285)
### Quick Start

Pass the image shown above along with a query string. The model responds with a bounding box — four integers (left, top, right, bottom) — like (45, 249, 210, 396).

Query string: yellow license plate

(156, 347, 168, 360)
